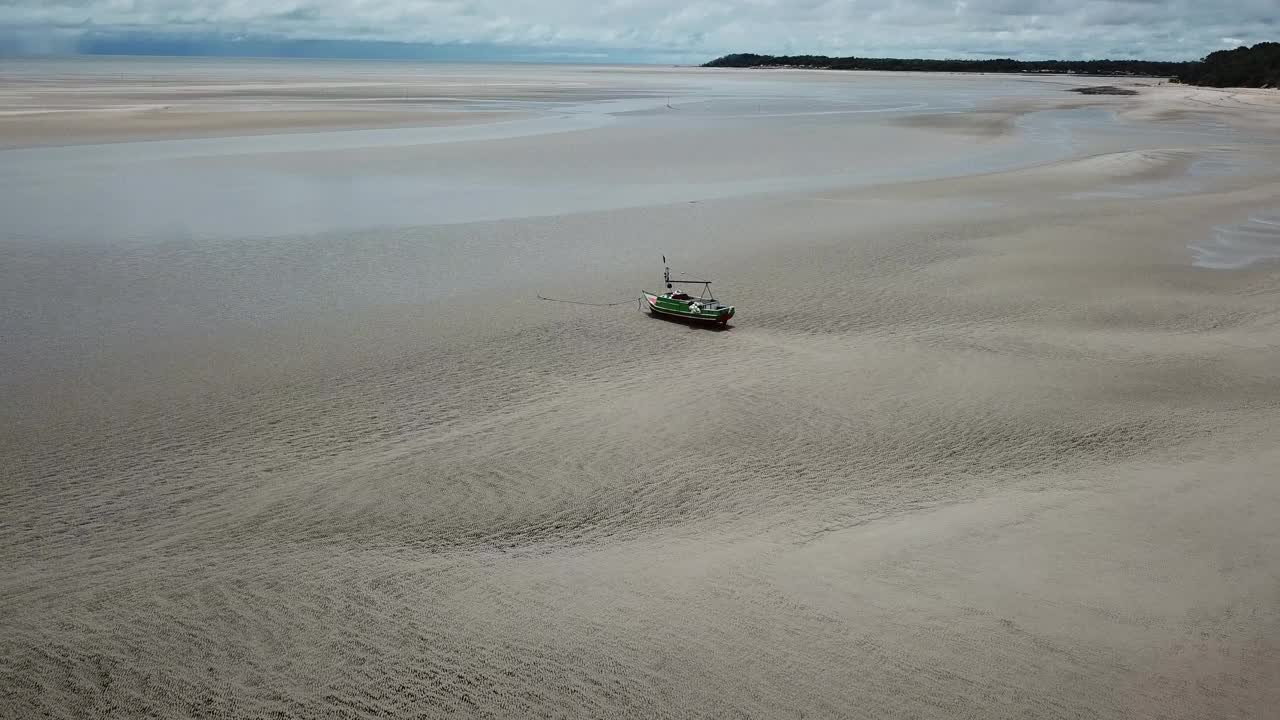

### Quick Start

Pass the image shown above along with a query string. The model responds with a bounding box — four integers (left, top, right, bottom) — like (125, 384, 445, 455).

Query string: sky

(0, 0, 1276, 63)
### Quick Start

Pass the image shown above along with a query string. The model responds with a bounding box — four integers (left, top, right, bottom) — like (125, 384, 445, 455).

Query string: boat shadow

(643, 311, 734, 332)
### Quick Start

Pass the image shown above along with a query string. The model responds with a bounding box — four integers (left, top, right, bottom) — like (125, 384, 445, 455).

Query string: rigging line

(536, 293, 633, 307)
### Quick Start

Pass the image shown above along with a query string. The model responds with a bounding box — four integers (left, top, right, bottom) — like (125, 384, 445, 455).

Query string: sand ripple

(4, 64, 1280, 720)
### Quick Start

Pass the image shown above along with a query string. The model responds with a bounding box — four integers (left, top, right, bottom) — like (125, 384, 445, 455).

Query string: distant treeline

(1174, 42, 1280, 88)
(703, 53, 1192, 77)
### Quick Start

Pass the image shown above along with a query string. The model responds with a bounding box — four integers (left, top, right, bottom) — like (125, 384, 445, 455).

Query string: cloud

(1, 0, 1276, 60)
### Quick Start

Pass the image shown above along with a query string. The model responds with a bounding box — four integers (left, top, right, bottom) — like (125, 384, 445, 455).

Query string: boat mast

(661, 256, 715, 300)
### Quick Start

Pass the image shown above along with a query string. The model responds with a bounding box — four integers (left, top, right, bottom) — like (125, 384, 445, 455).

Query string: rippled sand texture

(3, 61, 1280, 719)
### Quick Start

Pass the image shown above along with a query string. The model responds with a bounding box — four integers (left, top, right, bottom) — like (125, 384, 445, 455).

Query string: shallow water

(0, 64, 1100, 380)
(0, 67, 1167, 244)
(1191, 211, 1280, 268)
(4, 60, 1280, 720)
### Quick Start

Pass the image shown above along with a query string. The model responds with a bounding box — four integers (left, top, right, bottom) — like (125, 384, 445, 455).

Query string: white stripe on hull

(650, 306, 725, 322)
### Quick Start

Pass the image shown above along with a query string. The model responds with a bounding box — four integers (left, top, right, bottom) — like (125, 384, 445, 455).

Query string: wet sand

(2, 61, 1279, 719)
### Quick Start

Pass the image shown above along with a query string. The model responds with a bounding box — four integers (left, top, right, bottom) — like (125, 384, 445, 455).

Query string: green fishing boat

(641, 258, 735, 326)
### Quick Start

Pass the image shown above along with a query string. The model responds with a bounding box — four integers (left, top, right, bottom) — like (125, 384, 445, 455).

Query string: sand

(0, 108, 522, 149)
(2, 61, 1279, 719)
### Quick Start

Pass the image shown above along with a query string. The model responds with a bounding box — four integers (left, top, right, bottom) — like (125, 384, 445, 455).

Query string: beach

(2, 59, 1279, 718)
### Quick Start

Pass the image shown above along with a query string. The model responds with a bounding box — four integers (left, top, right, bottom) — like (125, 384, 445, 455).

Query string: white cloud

(1, 0, 1276, 59)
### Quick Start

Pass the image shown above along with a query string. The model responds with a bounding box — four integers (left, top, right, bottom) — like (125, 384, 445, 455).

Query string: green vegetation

(1175, 42, 1280, 88)
(1068, 86, 1138, 95)
(704, 45, 1280, 89)
(702, 53, 1192, 77)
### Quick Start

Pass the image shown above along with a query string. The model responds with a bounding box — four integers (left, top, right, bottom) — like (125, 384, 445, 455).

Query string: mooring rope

(536, 293, 634, 307)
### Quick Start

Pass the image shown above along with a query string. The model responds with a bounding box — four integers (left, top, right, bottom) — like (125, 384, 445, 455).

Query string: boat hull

(642, 292, 735, 324)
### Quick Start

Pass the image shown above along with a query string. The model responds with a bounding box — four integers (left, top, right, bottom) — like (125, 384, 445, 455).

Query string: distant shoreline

(706, 65, 1178, 79)
(705, 44, 1280, 88)
(703, 53, 1190, 78)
